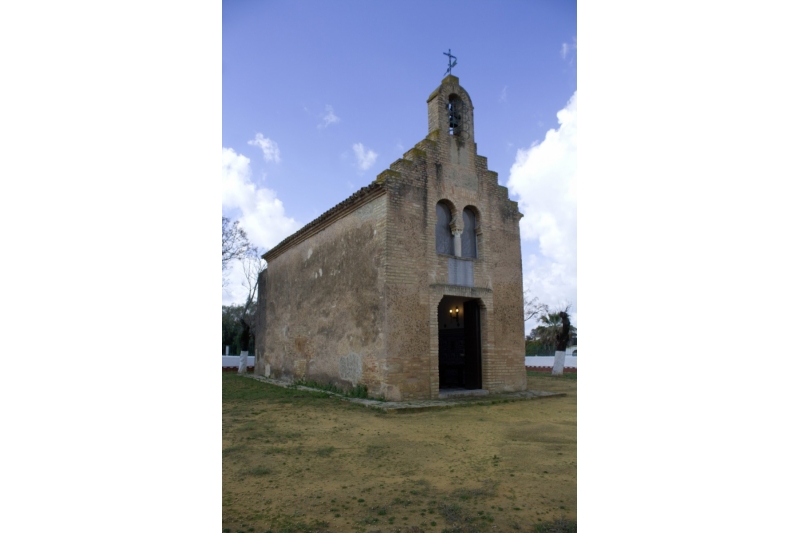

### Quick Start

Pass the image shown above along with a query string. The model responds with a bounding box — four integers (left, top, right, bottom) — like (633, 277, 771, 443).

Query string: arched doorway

(437, 296, 482, 390)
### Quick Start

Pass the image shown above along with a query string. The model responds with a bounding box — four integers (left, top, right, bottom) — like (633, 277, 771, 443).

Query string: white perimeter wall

(224, 355, 572, 369)
(224, 356, 572, 368)
(525, 355, 577, 368)
(222, 355, 255, 367)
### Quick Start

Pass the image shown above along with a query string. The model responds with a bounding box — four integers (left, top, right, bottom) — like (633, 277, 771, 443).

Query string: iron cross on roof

(443, 49, 457, 76)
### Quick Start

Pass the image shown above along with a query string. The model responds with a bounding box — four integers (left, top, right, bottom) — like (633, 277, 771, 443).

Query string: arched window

(447, 95, 463, 136)
(435, 202, 454, 255)
(461, 208, 477, 258)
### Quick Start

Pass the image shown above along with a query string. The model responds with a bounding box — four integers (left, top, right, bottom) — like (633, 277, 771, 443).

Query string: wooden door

(463, 300, 482, 389)
(438, 329, 465, 388)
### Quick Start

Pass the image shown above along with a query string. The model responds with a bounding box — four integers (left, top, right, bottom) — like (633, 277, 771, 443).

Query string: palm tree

(533, 306, 576, 351)
(534, 312, 561, 347)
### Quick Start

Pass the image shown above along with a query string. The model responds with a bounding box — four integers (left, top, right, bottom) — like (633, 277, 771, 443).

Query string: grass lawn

(222, 371, 576, 533)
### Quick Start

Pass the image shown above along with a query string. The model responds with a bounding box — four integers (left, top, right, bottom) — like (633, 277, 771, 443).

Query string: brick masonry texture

(255, 76, 526, 400)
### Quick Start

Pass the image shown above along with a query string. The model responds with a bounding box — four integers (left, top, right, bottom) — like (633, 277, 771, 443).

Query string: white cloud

(222, 147, 299, 251)
(561, 36, 577, 62)
(499, 85, 508, 102)
(222, 259, 252, 306)
(247, 133, 281, 163)
(507, 92, 577, 325)
(352, 142, 377, 171)
(318, 104, 340, 129)
(222, 147, 301, 305)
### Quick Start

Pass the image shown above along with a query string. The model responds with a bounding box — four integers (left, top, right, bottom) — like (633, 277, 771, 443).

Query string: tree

(222, 216, 266, 356)
(525, 296, 555, 355)
(533, 311, 561, 346)
(555, 309, 572, 351)
(533, 304, 576, 352)
(236, 248, 266, 354)
(222, 217, 254, 285)
(523, 290, 549, 323)
(222, 304, 252, 354)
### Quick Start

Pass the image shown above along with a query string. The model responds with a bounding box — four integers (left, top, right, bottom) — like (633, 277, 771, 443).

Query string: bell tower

(426, 75, 476, 168)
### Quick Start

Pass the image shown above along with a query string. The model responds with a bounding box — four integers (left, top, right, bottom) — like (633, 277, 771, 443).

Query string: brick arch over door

(427, 286, 495, 398)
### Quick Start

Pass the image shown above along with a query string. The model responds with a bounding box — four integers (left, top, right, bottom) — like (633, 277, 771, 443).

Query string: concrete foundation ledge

(240, 374, 565, 413)
(439, 388, 489, 399)
(223, 366, 254, 373)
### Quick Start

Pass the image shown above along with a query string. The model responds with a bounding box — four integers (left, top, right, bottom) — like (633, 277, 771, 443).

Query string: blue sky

(222, 0, 577, 329)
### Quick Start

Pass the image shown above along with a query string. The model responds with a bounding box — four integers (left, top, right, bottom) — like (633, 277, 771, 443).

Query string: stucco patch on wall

(339, 352, 363, 386)
(293, 359, 307, 378)
(380, 383, 401, 402)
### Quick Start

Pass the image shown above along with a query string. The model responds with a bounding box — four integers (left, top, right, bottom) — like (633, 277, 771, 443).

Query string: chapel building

(255, 75, 526, 401)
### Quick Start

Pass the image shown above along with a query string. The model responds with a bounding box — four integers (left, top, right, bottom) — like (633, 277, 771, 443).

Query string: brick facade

(256, 75, 526, 400)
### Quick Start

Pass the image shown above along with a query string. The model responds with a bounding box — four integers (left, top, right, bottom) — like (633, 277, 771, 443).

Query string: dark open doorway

(438, 297, 482, 390)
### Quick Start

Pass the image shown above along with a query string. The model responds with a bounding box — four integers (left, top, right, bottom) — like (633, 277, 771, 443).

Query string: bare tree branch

(523, 289, 549, 323)
(222, 217, 255, 284)
(237, 248, 267, 351)
(240, 249, 266, 324)
(222, 216, 265, 353)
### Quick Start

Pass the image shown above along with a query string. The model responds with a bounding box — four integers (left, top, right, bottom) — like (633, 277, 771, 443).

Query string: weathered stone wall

(256, 192, 388, 394)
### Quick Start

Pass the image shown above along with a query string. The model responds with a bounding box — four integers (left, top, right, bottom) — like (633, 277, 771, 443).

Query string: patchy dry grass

(222, 371, 576, 532)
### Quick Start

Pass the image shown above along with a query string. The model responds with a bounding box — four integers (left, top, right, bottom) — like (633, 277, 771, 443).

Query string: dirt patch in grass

(222, 371, 576, 532)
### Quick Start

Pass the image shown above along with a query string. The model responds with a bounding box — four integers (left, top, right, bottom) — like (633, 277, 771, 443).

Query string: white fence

(222, 355, 254, 367)
(224, 355, 573, 369)
(525, 355, 577, 369)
